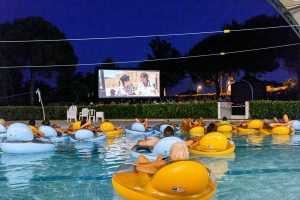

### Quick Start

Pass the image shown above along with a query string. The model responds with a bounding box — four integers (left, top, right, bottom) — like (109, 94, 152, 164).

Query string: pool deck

(6, 119, 248, 128)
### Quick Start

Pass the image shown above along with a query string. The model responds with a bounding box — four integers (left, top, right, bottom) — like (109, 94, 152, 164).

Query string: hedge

(249, 100, 300, 119)
(0, 101, 217, 120)
(1, 100, 299, 120)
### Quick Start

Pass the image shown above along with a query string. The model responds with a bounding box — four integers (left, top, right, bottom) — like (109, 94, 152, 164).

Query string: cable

(0, 41, 300, 69)
(0, 24, 299, 43)
(0, 91, 34, 100)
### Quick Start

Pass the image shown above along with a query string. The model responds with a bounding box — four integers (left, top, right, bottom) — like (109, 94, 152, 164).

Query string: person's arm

(286, 121, 294, 128)
(144, 118, 149, 128)
(137, 138, 159, 147)
(33, 130, 44, 137)
(67, 129, 75, 135)
(185, 137, 201, 148)
(80, 121, 92, 129)
(54, 127, 67, 133)
(136, 155, 166, 174)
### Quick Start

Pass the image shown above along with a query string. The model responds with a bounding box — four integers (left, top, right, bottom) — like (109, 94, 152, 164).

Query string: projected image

(98, 70, 160, 98)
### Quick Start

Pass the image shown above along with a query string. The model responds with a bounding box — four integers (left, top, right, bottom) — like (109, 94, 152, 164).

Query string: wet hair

(80, 120, 87, 126)
(42, 119, 50, 126)
(120, 75, 130, 85)
(29, 119, 35, 126)
(163, 126, 175, 137)
(206, 123, 217, 133)
(222, 117, 227, 121)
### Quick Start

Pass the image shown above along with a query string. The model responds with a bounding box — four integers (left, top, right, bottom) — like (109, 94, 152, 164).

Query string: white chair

(79, 108, 89, 120)
(96, 112, 105, 122)
(88, 109, 96, 122)
(67, 105, 77, 122)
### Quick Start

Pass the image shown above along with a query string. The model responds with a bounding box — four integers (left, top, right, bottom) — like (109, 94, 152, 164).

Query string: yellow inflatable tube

(259, 128, 272, 135)
(237, 127, 260, 135)
(189, 126, 205, 137)
(271, 126, 295, 135)
(99, 122, 123, 136)
(105, 128, 124, 137)
(190, 132, 235, 156)
(260, 126, 295, 135)
(217, 125, 233, 133)
(247, 120, 264, 129)
(112, 161, 216, 200)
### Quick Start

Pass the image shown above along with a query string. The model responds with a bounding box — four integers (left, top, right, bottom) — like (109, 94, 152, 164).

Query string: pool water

(0, 134, 300, 199)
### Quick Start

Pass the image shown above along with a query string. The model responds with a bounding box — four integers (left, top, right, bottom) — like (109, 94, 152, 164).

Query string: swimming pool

(0, 133, 299, 199)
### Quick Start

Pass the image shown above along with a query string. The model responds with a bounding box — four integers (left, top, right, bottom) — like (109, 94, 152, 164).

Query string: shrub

(0, 102, 217, 120)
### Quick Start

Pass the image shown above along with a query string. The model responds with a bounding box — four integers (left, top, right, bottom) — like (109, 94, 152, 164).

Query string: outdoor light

(223, 29, 231, 33)
(197, 85, 202, 94)
(220, 52, 226, 56)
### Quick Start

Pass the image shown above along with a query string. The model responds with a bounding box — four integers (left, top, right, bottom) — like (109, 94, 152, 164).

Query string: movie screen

(98, 69, 160, 98)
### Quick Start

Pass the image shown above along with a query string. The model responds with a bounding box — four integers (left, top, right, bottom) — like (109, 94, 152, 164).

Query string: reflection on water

(1, 153, 54, 187)
(272, 135, 291, 145)
(247, 135, 265, 145)
(0, 133, 299, 199)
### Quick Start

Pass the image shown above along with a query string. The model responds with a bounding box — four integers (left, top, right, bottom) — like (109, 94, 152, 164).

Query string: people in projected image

(116, 75, 134, 96)
(137, 72, 156, 96)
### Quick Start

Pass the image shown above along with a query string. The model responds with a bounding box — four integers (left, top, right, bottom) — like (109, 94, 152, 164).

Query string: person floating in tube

(137, 72, 156, 96)
(117, 75, 134, 96)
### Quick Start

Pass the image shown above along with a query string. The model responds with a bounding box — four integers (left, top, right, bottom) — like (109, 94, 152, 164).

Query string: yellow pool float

(217, 125, 233, 133)
(259, 128, 272, 135)
(190, 132, 235, 156)
(223, 132, 233, 139)
(112, 160, 216, 200)
(99, 122, 123, 137)
(271, 126, 295, 135)
(260, 126, 294, 135)
(189, 126, 205, 137)
(71, 121, 82, 130)
(236, 120, 263, 135)
(236, 127, 260, 135)
(247, 120, 264, 129)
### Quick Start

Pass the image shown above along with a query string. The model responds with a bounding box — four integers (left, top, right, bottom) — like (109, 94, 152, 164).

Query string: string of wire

(0, 41, 299, 69)
(0, 24, 298, 43)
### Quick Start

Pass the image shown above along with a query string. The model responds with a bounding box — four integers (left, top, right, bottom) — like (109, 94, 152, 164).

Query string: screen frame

(98, 69, 160, 99)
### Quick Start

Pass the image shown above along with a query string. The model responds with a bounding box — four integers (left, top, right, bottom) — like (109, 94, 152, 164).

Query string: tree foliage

(138, 37, 186, 95)
(0, 17, 78, 104)
(187, 15, 288, 96)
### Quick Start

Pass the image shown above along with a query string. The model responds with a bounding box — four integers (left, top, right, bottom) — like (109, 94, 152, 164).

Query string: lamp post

(197, 85, 202, 94)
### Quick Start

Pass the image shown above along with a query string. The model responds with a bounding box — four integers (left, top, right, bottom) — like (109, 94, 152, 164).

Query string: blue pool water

(0, 134, 300, 199)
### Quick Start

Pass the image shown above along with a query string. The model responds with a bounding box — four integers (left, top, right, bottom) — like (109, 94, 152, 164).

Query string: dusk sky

(0, 0, 296, 94)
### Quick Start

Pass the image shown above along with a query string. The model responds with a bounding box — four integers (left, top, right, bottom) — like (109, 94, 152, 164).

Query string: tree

(0, 22, 25, 104)
(97, 57, 120, 69)
(8, 17, 78, 104)
(187, 15, 287, 96)
(187, 33, 232, 96)
(223, 15, 286, 76)
(138, 37, 186, 95)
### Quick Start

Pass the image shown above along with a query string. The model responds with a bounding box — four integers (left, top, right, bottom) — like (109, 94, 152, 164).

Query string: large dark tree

(187, 15, 287, 96)
(7, 17, 78, 104)
(138, 37, 186, 95)
(0, 22, 25, 104)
